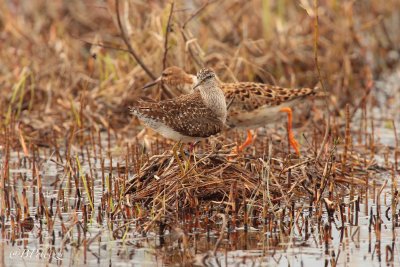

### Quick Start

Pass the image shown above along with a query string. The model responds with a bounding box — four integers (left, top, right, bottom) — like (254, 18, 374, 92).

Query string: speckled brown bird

(143, 66, 318, 154)
(130, 68, 227, 143)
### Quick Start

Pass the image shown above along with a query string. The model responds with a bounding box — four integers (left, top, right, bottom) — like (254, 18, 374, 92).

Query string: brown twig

(115, 0, 174, 98)
(180, 29, 204, 67)
(342, 104, 350, 170)
(213, 213, 227, 256)
(115, 0, 156, 80)
(313, 0, 331, 162)
(179, 0, 219, 68)
(74, 37, 131, 53)
(392, 120, 399, 171)
(350, 67, 374, 119)
(182, 0, 219, 29)
(163, 2, 174, 70)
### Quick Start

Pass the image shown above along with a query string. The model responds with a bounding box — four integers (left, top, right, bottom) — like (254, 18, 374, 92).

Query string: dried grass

(0, 0, 399, 264)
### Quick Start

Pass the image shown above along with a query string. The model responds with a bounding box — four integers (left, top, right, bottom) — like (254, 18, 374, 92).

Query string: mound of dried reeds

(123, 141, 367, 224)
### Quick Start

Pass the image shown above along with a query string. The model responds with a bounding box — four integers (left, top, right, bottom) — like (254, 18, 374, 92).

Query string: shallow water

(2, 197, 399, 266)
(0, 158, 396, 267)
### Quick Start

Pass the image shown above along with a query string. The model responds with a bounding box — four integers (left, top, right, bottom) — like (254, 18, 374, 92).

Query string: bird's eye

(205, 74, 213, 80)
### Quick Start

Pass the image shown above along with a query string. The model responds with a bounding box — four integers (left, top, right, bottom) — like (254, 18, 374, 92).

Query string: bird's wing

(223, 82, 316, 112)
(130, 91, 223, 138)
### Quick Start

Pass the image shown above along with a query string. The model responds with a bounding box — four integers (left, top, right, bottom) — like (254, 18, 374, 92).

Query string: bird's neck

(177, 74, 197, 94)
(199, 81, 227, 123)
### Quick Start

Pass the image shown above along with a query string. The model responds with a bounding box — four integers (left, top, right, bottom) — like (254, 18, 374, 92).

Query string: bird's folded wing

(131, 92, 224, 138)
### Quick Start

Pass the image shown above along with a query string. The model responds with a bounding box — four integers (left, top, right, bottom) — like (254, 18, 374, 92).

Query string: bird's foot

(279, 107, 300, 155)
(229, 129, 254, 159)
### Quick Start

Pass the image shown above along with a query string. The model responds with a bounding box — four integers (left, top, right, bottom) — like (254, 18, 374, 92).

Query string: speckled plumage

(223, 83, 316, 128)
(131, 68, 226, 142)
(145, 66, 317, 128)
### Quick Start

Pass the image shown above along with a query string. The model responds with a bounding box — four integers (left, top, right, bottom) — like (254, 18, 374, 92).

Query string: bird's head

(193, 68, 217, 90)
(142, 66, 194, 91)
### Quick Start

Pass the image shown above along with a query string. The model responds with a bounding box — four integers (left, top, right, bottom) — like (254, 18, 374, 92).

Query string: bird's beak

(192, 79, 203, 90)
(142, 76, 162, 90)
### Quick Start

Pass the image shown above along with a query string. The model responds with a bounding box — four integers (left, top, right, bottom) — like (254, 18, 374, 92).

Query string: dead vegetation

(1, 0, 400, 265)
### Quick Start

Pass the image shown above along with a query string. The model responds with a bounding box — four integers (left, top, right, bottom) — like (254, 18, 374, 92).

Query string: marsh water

(2, 169, 399, 267)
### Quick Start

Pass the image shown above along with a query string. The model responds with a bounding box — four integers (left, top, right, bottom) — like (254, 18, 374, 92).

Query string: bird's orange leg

(279, 107, 300, 155)
(238, 129, 253, 152)
(230, 129, 254, 155)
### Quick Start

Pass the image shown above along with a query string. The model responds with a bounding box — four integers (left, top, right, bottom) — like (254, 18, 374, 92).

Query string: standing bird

(130, 68, 227, 144)
(143, 66, 318, 154)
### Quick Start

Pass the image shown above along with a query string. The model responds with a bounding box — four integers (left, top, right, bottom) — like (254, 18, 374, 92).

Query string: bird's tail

(311, 86, 329, 97)
(296, 86, 319, 96)
(278, 86, 322, 106)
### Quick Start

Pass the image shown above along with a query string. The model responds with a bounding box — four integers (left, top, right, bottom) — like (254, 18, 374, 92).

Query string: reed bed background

(1, 0, 400, 265)
(1, 0, 399, 133)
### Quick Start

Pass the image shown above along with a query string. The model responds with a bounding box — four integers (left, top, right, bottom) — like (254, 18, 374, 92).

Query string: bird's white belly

(228, 104, 287, 128)
(156, 124, 201, 143)
(137, 115, 200, 143)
